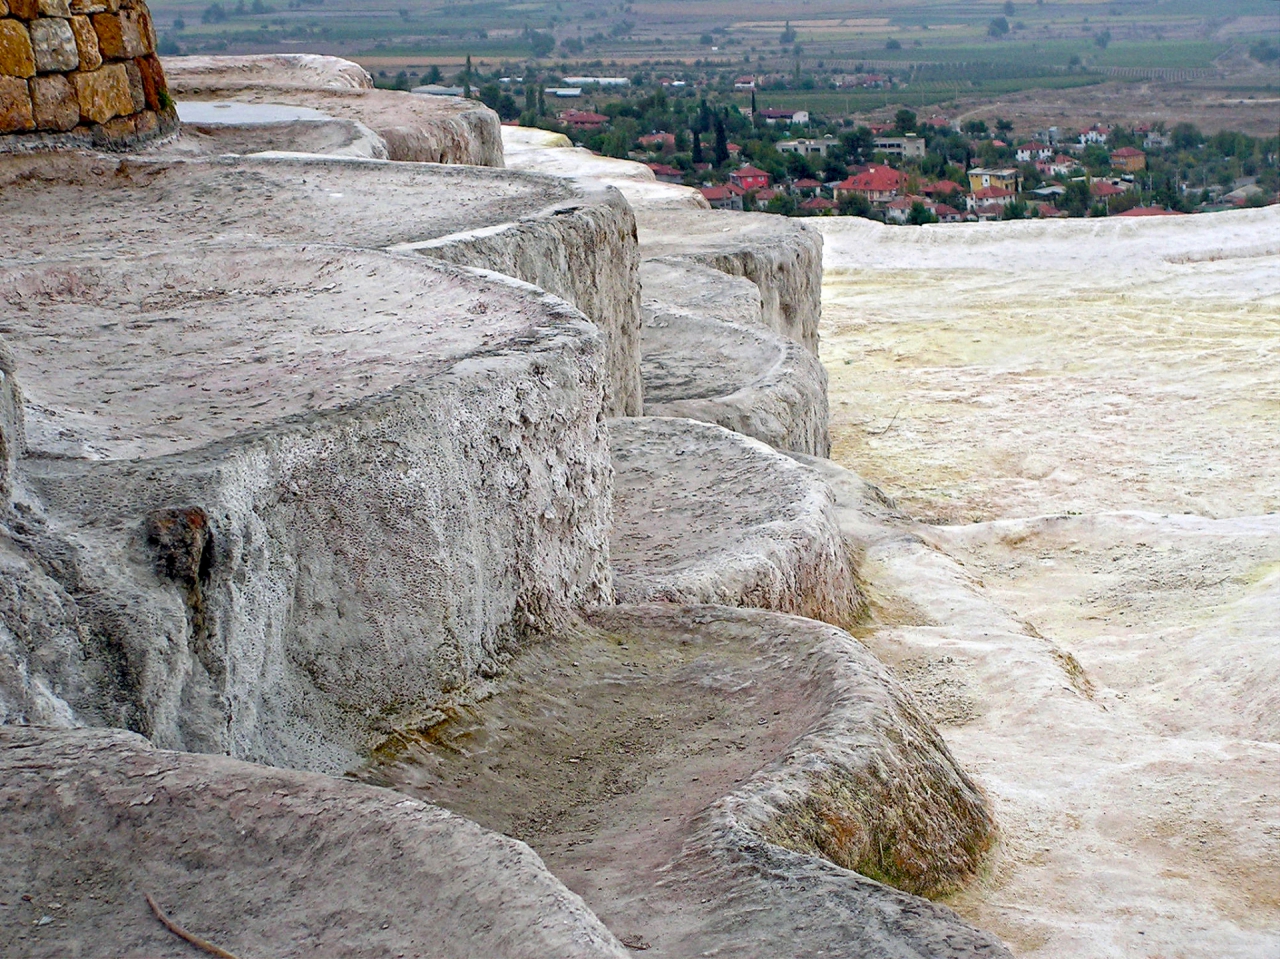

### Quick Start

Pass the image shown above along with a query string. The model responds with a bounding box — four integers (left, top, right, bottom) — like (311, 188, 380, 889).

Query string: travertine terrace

(1, 48, 1006, 958)
(4, 42, 1273, 959)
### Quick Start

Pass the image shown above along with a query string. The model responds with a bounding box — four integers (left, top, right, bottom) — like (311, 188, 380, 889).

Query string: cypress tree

(464, 54, 472, 97)
(691, 128, 703, 164)
(714, 110, 729, 166)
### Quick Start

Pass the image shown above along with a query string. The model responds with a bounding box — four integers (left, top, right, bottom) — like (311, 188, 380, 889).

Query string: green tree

(1062, 179, 1091, 217)
(713, 111, 729, 166)
(838, 192, 872, 218)
(988, 17, 1009, 37)
(528, 31, 555, 57)
(907, 201, 937, 225)
(766, 192, 797, 215)
(894, 108, 917, 133)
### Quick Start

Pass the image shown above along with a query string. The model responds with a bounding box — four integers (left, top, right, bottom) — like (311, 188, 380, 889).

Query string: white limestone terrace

(366, 603, 1008, 959)
(640, 259, 830, 456)
(608, 417, 858, 626)
(502, 125, 708, 211)
(1, 246, 614, 774)
(1, 246, 580, 461)
(637, 207, 825, 356)
(815, 207, 1280, 957)
(163, 54, 504, 166)
(165, 100, 390, 159)
(0, 151, 642, 417)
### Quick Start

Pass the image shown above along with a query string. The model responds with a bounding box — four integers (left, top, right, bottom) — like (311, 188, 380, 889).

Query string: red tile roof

(923, 179, 963, 195)
(1110, 147, 1145, 158)
(1090, 181, 1125, 197)
(838, 165, 904, 193)
(646, 163, 684, 178)
(1115, 205, 1185, 217)
(972, 185, 1015, 199)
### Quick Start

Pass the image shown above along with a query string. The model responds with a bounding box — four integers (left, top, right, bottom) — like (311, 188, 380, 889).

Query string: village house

(734, 76, 756, 90)
(1090, 180, 1127, 200)
(1015, 141, 1053, 163)
(884, 196, 924, 223)
(922, 180, 965, 200)
(1080, 124, 1112, 146)
(699, 185, 743, 211)
(967, 167, 1022, 193)
(646, 163, 685, 184)
(1110, 147, 1147, 173)
(757, 108, 811, 126)
(792, 178, 824, 195)
(968, 185, 1017, 209)
(834, 165, 904, 205)
(730, 165, 771, 192)
(638, 132, 677, 151)
(777, 137, 840, 158)
(558, 109, 608, 129)
(932, 202, 966, 223)
(873, 134, 927, 159)
(800, 196, 838, 214)
(753, 187, 780, 210)
(1037, 154, 1082, 177)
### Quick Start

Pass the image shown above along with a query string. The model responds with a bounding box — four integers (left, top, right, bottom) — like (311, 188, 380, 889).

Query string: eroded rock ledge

(0, 725, 629, 959)
(0, 246, 611, 773)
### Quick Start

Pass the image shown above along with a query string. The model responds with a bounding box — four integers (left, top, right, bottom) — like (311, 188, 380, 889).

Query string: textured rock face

(397, 184, 643, 417)
(164, 54, 503, 167)
(640, 259, 830, 455)
(0, 246, 613, 772)
(637, 208, 824, 356)
(609, 417, 859, 625)
(0, 0, 177, 150)
(0, 726, 630, 959)
(0, 338, 19, 502)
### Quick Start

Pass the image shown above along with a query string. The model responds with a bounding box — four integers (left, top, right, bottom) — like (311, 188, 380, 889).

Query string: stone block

(0, 19, 35, 77)
(37, 0, 71, 15)
(70, 14, 101, 69)
(7, 0, 38, 18)
(71, 0, 118, 12)
(28, 17, 79, 72)
(137, 7, 154, 52)
(134, 52, 161, 109)
(93, 109, 135, 142)
(0, 74, 34, 132)
(72, 61, 130, 123)
(29, 71, 78, 130)
(132, 103, 155, 135)
(122, 56, 143, 111)
(0, 1, 9, 17)
(91, 9, 142, 59)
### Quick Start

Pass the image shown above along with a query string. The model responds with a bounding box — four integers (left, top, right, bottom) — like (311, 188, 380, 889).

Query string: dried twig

(867, 403, 905, 436)
(145, 893, 240, 959)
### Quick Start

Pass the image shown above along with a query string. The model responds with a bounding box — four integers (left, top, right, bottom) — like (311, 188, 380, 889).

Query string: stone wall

(0, 0, 176, 151)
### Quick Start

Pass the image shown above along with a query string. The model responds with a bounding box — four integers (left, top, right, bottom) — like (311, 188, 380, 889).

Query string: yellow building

(967, 167, 1022, 193)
